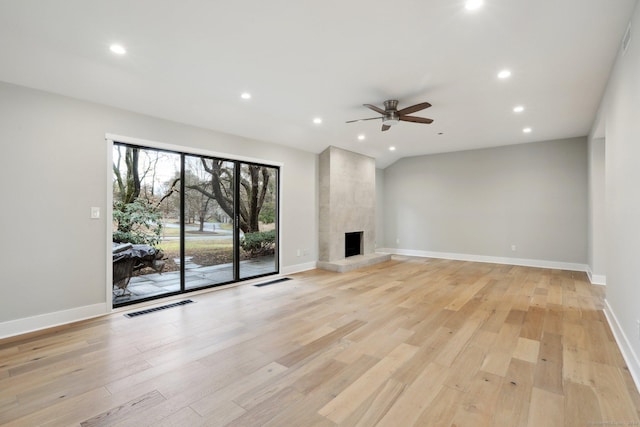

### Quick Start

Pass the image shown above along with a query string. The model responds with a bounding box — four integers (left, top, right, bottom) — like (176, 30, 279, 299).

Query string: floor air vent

(254, 277, 292, 287)
(124, 299, 194, 318)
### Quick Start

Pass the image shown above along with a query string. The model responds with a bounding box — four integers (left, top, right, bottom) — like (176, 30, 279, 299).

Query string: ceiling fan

(346, 100, 434, 131)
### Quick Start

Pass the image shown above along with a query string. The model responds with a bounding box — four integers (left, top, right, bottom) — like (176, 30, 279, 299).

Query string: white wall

(592, 0, 640, 385)
(382, 137, 588, 266)
(0, 82, 317, 330)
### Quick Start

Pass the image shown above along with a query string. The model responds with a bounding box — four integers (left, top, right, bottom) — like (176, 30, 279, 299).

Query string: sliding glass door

(112, 142, 278, 307)
(184, 156, 235, 289)
(112, 144, 182, 305)
(239, 163, 278, 279)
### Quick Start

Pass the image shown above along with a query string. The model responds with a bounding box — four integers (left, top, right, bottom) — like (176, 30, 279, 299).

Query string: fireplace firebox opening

(345, 232, 363, 258)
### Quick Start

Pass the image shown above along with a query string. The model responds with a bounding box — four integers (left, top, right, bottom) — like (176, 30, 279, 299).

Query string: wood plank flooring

(1, 256, 639, 426)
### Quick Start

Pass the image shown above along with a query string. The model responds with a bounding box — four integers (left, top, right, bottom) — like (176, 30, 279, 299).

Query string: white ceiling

(0, 0, 635, 167)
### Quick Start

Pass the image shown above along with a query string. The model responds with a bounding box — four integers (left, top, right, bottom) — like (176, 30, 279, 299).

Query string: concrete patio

(113, 255, 276, 305)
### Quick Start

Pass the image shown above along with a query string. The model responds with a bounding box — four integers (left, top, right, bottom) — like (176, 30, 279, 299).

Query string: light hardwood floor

(1, 256, 639, 426)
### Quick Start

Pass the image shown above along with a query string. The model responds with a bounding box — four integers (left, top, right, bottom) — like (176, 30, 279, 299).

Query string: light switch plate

(90, 207, 100, 219)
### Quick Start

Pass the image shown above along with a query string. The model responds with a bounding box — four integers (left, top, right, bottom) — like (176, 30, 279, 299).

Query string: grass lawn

(161, 222, 233, 237)
(156, 238, 235, 271)
(135, 221, 273, 274)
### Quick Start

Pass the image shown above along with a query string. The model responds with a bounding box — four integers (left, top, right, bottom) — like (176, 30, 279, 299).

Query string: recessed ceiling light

(497, 69, 512, 79)
(109, 44, 126, 55)
(389, 146, 396, 151)
(357, 134, 365, 141)
(523, 127, 532, 133)
(513, 105, 525, 113)
(240, 92, 251, 100)
(313, 117, 322, 124)
(465, 0, 484, 11)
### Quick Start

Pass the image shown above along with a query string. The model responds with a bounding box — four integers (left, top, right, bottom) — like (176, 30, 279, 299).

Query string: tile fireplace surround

(317, 146, 390, 273)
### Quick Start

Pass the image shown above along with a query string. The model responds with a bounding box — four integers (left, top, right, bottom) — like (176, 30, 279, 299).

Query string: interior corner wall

(594, 0, 640, 379)
(375, 168, 385, 249)
(0, 81, 317, 327)
(587, 137, 606, 280)
(382, 137, 588, 264)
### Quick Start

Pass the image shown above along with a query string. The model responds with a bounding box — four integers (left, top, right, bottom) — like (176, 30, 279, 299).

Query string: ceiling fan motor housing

(384, 100, 399, 110)
(382, 100, 400, 125)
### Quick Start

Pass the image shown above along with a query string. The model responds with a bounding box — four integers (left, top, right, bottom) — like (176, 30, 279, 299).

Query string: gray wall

(0, 81, 317, 323)
(375, 168, 385, 249)
(382, 138, 588, 263)
(588, 137, 606, 279)
(592, 0, 640, 371)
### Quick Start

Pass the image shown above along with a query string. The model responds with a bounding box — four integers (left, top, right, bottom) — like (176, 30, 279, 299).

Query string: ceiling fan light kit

(382, 114, 400, 127)
(347, 99, 434, 132)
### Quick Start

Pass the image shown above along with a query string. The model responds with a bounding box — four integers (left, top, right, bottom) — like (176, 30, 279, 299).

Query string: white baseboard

(603, 299, 640, 393)
(0, 261, 316, 340)
(378, 248, 588, 272)
(0, 303, 108, 340)
(281, 261, 317, 275)
(586, 267, 607, 286)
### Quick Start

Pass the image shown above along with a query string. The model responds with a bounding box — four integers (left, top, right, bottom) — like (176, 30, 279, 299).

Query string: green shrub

(241, 230, 276, 257)
(113, 199, 163, 246)
(258, 204, 276, 224)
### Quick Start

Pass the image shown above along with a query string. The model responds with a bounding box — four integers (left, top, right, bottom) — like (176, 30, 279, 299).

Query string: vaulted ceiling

(0, 0, 635, 167)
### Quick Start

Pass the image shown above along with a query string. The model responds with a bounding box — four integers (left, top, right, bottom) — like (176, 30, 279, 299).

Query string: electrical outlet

(296, 249, 301, 257)
(511, 244, 517, 252)
(396, 238, 400, 245)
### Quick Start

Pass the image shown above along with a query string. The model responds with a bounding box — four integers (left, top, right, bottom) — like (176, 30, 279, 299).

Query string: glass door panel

(112, 144, 181, 305)
(184, 156, 235, 289)
(238, 163, 278, 279)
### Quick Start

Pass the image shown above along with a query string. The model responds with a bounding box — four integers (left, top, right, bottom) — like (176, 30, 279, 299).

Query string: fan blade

(346, 117, 382, 123)
(364, 104, 386, 115)
(399, 115, 434, 124)
(397, 102, 431, 116)
(382, 124, 391, 131)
